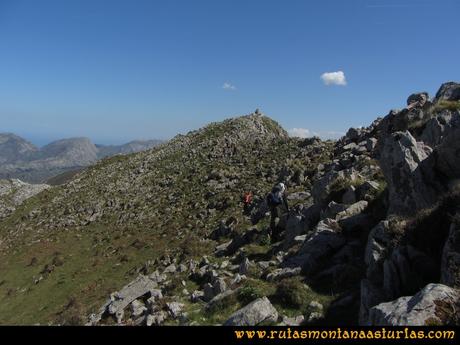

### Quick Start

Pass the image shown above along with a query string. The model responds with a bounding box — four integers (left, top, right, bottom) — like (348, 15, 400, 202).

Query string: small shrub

(275, 278, 311, 309)
(433, 299, 460, 325)
(52, 252, 65, 267)
(433, 100, 460, 112)
(179, 234, 213, 258)
(328, 176, 365, 203)
(238, 280, 266, 305)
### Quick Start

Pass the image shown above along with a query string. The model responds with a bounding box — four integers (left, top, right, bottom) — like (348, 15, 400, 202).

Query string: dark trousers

(269, 206, 286, 242)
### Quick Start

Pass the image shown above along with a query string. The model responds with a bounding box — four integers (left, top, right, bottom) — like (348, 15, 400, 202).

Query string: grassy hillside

(0, 114, 334, 324)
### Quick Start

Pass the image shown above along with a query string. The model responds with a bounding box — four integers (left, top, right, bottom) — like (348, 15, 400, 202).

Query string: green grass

(271, 277, 334, 318)
(0, 223, 172, 324)
(433, 100, 460, 112)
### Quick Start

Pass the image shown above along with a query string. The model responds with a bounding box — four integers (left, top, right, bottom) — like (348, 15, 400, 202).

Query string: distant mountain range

(0, 133, 164, 183)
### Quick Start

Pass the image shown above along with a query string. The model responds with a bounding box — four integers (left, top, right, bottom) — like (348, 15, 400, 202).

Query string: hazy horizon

(1, 0, 459, 145)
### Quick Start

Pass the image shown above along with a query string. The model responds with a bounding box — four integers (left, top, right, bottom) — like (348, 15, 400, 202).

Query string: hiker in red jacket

(242, 191, 253, 214)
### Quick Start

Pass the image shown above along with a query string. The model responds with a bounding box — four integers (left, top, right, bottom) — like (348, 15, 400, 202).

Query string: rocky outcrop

(379, 131, 437, 215)
(224, 297, 279, 326)
(367, 283, 460, 326)
(407, 92, 429, 108)
(311, 168, 362, 205)
(434, 82, 460, 103)
(420, 112, 460, 148)
(282, 218, 346, 275)
(107, 275, 160, 316)
(0, 179, 50, 220)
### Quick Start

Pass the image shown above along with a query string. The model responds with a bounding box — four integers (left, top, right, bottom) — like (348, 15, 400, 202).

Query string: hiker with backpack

(266, 182, 289, 243)
(242, 191, 253, 215)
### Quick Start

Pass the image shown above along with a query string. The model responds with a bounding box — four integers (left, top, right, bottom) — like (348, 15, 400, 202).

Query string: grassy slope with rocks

(0, 113, 334, 324)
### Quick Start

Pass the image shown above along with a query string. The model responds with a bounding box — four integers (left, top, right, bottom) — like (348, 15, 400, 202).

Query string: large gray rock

(311, 168, 362, 204)
(383, 246, 437, 301)
(107, 275, 159, 315)
(434, 82, 460, 103)
(278, 315, 305, 326)
(266, 267, 302, 282)
(365, 221, 392, 284)
(282, 219, 346, 275)
(166, 302, 185, 319)
(420, 112, 460, 148)
(345, 127, 364, 142)
(335, 200, 368, 221)
(224, 297, 279, 326)
(379, 131, 436, 215)
(320, 201, 348, 220)
(146, 311, 167, 326)
(367, 284, 460, 326)
(239, 258, 251, 275)
(281, 214, 304, 250)
(130, 300, 147, 317)
(407, 92, 429, 107)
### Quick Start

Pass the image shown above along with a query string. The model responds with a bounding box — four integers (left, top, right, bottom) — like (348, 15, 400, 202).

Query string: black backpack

(266, 191, 281, 208)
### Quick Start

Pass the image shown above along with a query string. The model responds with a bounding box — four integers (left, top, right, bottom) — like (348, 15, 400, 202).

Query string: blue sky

(0, 0, 459, 145)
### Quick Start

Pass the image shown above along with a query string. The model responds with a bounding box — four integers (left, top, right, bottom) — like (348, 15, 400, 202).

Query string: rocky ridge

(0, 84, 459, 326)
(88, 83, 460, 326)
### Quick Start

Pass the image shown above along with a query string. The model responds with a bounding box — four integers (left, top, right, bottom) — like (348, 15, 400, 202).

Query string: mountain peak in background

(0, 134, 164, 183)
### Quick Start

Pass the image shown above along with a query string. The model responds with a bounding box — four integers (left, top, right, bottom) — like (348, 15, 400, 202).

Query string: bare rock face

(364, 221, 392, 285)
(282, 218, 346, 276)
(224, 297, 279, 326)
(0, 179, 50, 220)
(379, 131, 436, 215)
(407, 92, 429, 108)
(434, 82, 460, 103)
(382, 246, 438, 300)
(420, 112, 460, 148)
(311, 168, 362, 205)
(367, 283, 460, 326)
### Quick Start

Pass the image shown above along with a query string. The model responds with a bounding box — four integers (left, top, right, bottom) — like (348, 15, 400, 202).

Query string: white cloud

(313, 130, 345, 140)
(320, 71, 347, 86)
(289, 127, 345, 140)
(222, 82, 236, 90)
(288, 128, 311, 138)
